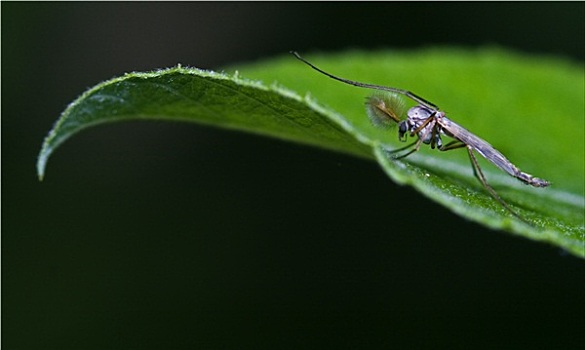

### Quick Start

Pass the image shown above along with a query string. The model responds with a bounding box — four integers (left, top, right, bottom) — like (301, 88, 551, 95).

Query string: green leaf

(37, 47, 585, 258)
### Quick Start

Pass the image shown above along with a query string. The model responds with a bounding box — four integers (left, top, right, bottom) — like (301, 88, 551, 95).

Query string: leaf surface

(38, 48, 585, 257)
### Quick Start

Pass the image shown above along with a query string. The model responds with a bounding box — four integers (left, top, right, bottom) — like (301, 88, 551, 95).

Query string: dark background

(3, 3, 584, 349)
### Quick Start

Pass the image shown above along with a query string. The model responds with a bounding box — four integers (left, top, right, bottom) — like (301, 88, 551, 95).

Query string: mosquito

(291, 51, 550, 222)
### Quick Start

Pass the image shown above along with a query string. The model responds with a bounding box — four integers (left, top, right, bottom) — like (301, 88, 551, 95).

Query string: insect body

(397, 104, 549, 187)
(291, 51, 550, 222)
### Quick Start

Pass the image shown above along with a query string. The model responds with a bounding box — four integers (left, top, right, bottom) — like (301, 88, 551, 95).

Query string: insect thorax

(401, 106, 445, 148)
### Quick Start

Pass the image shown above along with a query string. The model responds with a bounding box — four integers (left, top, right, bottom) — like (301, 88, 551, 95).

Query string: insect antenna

(290, 51, 439, 110)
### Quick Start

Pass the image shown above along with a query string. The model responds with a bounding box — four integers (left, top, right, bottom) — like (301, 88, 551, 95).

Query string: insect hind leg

(466, 146, 530, 224)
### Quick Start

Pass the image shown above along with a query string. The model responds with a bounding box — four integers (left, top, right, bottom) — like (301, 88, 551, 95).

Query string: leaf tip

(36, 145, 51, 182)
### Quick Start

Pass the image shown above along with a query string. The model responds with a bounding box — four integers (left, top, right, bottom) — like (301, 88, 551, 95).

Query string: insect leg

(438, 140, 467, 151)
(467, 146, 528, 223)
(386, 140, 418, 155)
(388, 117, 438, 159)
(393, 141, 422, 159)
(430, 123, 439, 149)
(290, 51, 439, 110)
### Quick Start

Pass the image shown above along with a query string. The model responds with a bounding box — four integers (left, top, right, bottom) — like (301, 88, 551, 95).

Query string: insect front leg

(385, 140, 419, 159)
(390, 117, 440, 159)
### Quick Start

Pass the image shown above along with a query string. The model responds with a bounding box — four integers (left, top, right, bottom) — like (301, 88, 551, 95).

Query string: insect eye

(399, 121, 407, 134)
